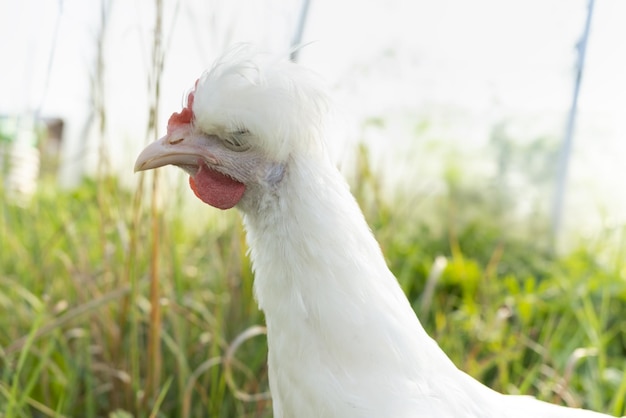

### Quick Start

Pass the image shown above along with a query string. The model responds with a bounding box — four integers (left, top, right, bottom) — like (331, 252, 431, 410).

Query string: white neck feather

(241, 155, 465, 416)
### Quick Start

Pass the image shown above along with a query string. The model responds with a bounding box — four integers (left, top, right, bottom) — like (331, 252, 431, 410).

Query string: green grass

(0, 162, 625, 417)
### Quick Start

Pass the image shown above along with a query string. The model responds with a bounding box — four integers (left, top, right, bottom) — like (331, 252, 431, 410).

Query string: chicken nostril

(170, 137, 184, 145)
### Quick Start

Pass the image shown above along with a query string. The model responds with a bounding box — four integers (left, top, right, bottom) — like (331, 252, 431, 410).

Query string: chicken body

(135, 46, 617, 418)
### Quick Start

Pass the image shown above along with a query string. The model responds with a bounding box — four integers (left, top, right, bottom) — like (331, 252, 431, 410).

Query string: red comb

(166, 79, 199, 134)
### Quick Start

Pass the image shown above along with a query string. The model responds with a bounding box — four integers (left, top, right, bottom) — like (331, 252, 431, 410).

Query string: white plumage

(135, 46, 616, 418)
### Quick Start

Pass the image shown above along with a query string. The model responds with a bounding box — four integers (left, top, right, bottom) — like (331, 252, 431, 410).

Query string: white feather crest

(192, 44, 331, 161)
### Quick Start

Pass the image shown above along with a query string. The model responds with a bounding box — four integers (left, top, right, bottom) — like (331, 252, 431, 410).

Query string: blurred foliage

(0, 144, 625, 417)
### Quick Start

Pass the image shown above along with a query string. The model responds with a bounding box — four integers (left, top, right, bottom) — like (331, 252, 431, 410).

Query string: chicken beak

(134, 129, 218, 173)
(134, 135, 173, 172)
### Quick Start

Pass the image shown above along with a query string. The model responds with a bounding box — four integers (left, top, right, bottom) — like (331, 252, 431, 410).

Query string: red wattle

(189, 163, 245, 210)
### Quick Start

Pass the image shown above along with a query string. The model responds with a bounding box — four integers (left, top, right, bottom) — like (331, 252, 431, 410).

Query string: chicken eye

(223, 129, 251, 151)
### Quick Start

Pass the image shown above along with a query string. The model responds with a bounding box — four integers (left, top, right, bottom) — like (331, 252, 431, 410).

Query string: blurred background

(1, 1, 625, 417)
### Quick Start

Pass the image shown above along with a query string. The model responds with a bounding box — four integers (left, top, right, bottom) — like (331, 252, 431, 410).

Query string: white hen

(134, 46, 617, 418)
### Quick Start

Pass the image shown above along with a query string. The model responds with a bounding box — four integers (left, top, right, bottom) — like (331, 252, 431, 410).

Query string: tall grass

(0, 174, 267, 417)
(0, 150, 625, 417)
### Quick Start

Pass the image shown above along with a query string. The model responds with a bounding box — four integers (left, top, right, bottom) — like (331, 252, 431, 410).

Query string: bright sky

(0, 0, 624, 231)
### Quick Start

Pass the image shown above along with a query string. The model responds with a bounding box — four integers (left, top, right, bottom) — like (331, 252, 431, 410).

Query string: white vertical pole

(290, 0, 311, 62)
(551, 0, 595, 245)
